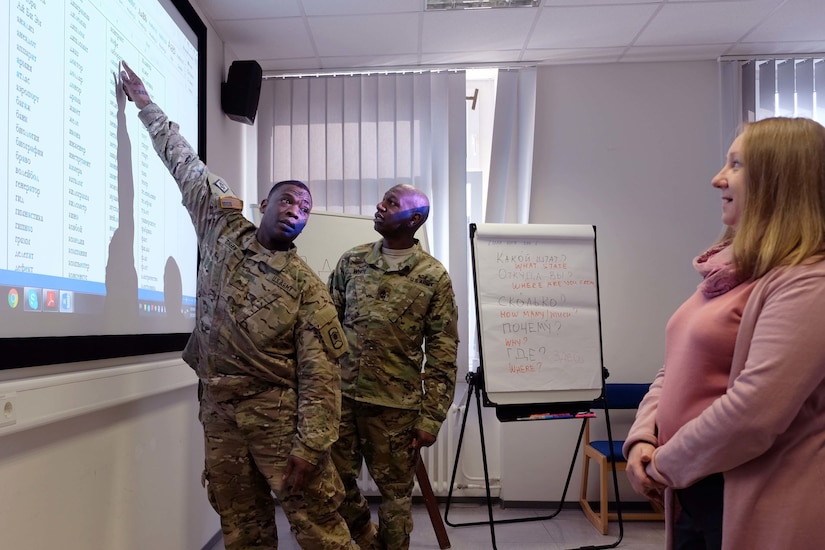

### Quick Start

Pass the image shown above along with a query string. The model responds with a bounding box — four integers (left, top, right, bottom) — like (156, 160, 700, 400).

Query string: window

(738, 57, 825, 123)
(465, 68, 497, 371)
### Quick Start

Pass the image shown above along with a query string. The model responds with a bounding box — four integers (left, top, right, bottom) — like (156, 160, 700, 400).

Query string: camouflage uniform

(138, 104, 356, 550)
(328, 240, 459, 550)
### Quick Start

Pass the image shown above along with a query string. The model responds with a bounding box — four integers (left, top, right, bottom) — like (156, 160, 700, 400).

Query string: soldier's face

(259, 184, 312, 250)
(374, 186, 419, 237)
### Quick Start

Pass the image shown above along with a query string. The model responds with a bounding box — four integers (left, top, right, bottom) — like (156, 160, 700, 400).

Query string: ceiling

(192, 0, 825, 75)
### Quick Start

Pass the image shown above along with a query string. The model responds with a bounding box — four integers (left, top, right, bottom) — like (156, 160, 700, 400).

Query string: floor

(205, 501, 666, 550)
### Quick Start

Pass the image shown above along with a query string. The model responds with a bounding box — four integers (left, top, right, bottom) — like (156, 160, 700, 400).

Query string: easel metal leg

(444, 372, 499, 549)
(444, 372, 626, 550)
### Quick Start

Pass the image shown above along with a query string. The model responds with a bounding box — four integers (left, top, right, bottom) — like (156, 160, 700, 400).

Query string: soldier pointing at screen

(118, 61, 357, 550)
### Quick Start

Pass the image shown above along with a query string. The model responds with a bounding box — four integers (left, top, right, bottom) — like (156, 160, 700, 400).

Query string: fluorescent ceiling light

(426, 0, 539, 10)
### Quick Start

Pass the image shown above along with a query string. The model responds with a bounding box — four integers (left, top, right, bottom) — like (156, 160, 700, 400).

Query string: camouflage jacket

(138, 103, 347, 464)
(328, 240, 459, 436)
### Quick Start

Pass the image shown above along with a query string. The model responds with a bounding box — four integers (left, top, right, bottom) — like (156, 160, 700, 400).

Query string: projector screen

(0, 0, 206, 369)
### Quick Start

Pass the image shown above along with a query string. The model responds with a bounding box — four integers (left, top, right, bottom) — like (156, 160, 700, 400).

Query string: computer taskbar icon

(16, 288, 74, 312)
(7, 288, 19, 309)
(60, 290, 74, 312)
(24, 287, 41, 311)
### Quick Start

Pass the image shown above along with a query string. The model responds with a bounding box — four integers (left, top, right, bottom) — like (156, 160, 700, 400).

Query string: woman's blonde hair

(728, 117, 825, 279)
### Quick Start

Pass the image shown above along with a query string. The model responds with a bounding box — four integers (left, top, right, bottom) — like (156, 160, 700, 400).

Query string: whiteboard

(294, 211, 379, 281)
(252, 207, 378, 280)
(471, 223, 603, 405)
(251, 207, 430, 281)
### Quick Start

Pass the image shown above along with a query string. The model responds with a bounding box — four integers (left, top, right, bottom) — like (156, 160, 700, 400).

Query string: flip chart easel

(444, 224, 625, 550)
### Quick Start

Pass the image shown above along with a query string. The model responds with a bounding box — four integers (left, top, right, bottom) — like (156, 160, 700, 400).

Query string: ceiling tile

(422, 9, 539, 53)
(744, 0, 825, 42)
(635, 0, 780, 46)
(543, 0, 660, 4)
(191, 0, 823, 69)
(195, 0, 302, 20)
(300, 0, 422, 16)
(308, 14, 421, 56)
(529, 5, 658, 49)
(213, 18, 315, 60)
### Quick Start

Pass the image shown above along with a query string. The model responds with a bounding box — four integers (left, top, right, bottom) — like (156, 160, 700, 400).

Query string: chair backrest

(586, 383, 651, 460)
(597, 383, 651, 410)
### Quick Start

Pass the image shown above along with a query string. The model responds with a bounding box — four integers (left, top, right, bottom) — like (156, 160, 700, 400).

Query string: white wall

(0, 357, 215, 549)
(201, 9, 246, 188)
(0, 1, 246, 547)
(531, 60, 724, 385)
(0, 355, 220, 550)
(494, 60, 725, 502)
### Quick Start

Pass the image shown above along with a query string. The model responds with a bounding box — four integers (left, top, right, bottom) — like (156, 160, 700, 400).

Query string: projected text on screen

(0, 0, 199, 338)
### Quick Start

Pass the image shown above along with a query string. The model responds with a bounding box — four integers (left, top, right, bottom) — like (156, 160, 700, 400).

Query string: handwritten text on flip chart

(473, 228, 602, 395)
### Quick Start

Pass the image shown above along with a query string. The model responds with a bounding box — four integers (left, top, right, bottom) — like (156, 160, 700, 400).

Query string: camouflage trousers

(331, 398, 419, 550)
(199, 386, 357, 550)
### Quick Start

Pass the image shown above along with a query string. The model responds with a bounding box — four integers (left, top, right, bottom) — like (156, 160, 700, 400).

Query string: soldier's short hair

(268, 180, 310, 199)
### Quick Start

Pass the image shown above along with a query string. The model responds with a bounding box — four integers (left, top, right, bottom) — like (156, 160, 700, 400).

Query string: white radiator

(356, 403, 463, 497)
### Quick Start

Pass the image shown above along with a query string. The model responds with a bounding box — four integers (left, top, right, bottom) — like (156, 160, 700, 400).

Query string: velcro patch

(213, 177, 230, 194)
(312, 304, 347, 358)
(219, 196, 244, 210)
(322, 324, 347, 357)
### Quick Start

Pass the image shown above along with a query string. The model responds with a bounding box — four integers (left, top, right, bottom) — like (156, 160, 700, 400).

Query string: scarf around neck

(693, 241, 744, 298)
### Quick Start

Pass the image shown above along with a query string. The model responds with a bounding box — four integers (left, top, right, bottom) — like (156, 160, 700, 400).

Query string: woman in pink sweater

(624, 117, 825, 550)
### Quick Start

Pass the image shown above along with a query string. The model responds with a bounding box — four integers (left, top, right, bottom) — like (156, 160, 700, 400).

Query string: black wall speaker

(221, 60, 263, 125)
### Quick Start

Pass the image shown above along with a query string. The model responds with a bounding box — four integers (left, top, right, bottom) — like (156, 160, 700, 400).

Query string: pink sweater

(625, 256, 825, 549)
(656, 281, 756, 444)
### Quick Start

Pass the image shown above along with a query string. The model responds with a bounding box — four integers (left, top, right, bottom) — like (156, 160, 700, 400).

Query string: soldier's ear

(409, 212, 422, 228)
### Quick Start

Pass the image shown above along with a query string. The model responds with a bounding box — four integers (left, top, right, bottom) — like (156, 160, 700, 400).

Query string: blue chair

(579, 383, 664, 534)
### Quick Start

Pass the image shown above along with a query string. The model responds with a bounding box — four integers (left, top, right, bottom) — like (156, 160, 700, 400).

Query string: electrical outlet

(0, 392, 17, 428)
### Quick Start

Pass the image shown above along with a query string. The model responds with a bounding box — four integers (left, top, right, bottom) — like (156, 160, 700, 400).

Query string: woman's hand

(626, 442, 666, 507)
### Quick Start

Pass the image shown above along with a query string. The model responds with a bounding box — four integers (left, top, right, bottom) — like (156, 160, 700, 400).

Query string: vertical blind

(256, 72, 467, 263)
(256, 71, 470, 371)
(485, 67, 536, 224)
(739, 57, 825, 123)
